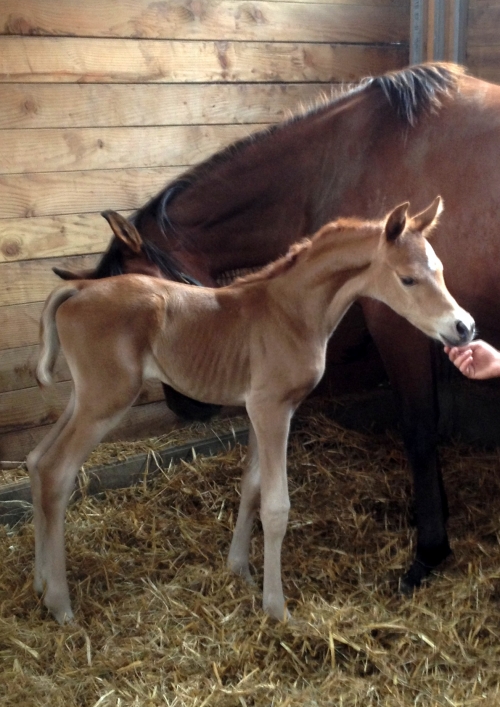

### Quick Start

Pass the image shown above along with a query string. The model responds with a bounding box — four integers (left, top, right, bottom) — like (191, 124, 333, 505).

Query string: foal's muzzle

(449, 318, 475, 346)
(456, 319, 474, 343)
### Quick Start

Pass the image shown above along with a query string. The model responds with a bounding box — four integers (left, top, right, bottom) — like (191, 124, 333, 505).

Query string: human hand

(444, 339, 500, 380)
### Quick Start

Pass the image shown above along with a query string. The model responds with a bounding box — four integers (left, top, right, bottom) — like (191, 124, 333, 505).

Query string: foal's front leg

(247, 401, 292, 621)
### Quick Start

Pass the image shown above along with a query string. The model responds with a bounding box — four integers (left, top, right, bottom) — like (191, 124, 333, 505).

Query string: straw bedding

(1, 400, 500, 706)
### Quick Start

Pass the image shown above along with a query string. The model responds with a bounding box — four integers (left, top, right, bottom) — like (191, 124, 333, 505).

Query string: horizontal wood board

(0, 83, 331, 129)
(0, 1, 410, 42)
(0, 38, 408, 84)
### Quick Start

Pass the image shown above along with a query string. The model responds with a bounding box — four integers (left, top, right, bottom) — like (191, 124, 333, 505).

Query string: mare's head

(368, 197, 475, 347)
(53, 211, 191, 283)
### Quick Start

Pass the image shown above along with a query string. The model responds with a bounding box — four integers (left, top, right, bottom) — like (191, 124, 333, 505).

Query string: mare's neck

(165, 92, 371, 275)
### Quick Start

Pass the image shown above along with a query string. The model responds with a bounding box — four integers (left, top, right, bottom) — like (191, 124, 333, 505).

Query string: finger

(457, 356, 475, 377)
(450, 348, 472, 365)
(454, 350, 472, 365)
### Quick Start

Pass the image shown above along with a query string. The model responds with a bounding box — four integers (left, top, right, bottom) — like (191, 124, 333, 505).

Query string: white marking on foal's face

(423, 239, 442, 274)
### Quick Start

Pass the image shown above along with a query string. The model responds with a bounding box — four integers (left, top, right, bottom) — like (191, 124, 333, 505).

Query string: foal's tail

(37, 284, 80, 388)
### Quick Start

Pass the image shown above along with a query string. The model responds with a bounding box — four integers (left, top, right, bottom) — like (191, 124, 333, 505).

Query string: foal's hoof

(263, 601, 291, 622)
(44, 594, 75, 625)
(51, 606, 75, 626)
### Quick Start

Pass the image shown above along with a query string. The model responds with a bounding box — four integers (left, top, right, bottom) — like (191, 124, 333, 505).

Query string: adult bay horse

(55, 62, 500, 591)
(31, 202, 474, 623)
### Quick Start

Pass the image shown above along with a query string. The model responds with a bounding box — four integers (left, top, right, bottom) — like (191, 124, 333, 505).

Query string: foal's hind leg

(27, 392, 76, 596)
(32, 383, 142, 623)
(228, 425, 260, 583)
(34, 412, 122, 623)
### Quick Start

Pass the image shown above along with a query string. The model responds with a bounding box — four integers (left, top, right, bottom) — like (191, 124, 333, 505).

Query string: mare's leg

(362, 301, 450, 590)
(227, 425, 260, 582)
(246, 400, 292, 620)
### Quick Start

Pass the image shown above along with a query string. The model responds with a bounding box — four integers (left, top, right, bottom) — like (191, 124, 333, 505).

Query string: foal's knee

(260, 501, 290, 538)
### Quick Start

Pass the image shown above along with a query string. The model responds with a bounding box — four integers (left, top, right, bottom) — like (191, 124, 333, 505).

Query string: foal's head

(369, 197, 475, 347)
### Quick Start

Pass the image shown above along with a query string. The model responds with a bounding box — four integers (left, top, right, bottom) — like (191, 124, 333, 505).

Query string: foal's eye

(400, 276, 416, 287)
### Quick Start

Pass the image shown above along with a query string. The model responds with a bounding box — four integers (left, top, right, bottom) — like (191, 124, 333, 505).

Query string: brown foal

(28, 197, 474, 623)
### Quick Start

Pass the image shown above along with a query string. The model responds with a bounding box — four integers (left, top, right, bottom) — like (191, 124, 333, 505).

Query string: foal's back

(56, 274, 263, 406)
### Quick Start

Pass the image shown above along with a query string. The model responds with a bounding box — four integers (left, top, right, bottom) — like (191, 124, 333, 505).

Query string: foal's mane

(230, 217, 375, 287)
(133, 63, 462, 249)
(230, 239, 313, 286)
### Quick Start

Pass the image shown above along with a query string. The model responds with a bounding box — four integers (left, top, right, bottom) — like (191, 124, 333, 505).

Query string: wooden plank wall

(0, 0, 410, 461)
(467, 0, 500, 81)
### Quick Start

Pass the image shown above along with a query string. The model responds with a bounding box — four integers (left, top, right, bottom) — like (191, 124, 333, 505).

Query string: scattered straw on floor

(2, 401, 500, 706)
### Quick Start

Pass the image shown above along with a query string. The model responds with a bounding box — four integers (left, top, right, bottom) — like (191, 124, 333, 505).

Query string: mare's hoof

(399, 559, 438, 594)
(400, 546, 453, 594)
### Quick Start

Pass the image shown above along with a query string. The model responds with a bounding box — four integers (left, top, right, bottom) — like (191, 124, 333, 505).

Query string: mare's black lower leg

(162, 383, 222, 421)
(362, 302, 451, 592)
(399, 413, 451, 591)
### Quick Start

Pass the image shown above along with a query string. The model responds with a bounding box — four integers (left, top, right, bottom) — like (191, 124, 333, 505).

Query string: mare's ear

(411, 196, 443, 235)
(385, 202, 409, 242)
(52, 266, 96, 280)
(101, 210, 143, 254)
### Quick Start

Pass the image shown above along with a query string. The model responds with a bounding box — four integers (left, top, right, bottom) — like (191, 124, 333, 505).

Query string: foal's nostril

(455, 320, 471, 342)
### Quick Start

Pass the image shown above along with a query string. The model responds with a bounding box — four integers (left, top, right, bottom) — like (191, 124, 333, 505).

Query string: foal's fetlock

(33, 574, 45, 596)
(227, 556, 254, 585)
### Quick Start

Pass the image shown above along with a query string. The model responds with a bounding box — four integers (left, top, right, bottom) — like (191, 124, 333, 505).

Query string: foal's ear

(101, 210, 143, 254)
(385, 202, 409, 242)
(410, 196, 443, 235)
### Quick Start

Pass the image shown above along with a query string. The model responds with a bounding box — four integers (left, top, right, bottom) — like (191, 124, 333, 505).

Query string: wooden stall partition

(410, 0, 500, 83)
(0, 0, 410, 462)
(410, 0, 468, 64)
(467, 0, 500, 81)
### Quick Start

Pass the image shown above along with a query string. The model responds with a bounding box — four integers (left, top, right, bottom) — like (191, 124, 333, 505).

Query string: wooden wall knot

(1, 239, 22, 259)
(237, 5, 267, 26)
(22, 97, 38, 116)
(5, 15, 42, 36)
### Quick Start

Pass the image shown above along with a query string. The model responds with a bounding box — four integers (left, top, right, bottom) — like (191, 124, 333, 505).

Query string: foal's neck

(270, 223, 380, 337)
